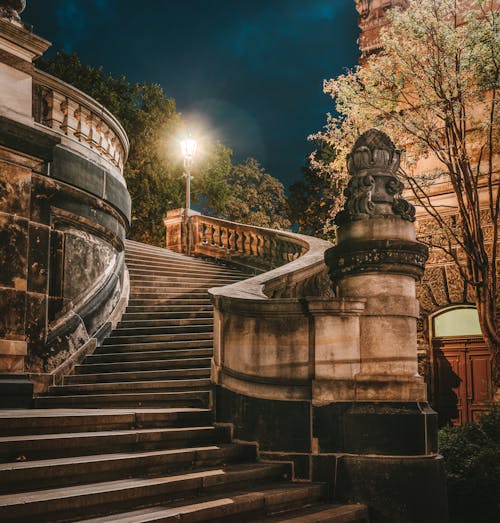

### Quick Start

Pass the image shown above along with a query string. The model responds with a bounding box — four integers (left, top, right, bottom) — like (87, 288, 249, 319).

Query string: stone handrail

(32, 68, 129, 177)
(165, 210, 334, 298)
(164, 210, 356, 403)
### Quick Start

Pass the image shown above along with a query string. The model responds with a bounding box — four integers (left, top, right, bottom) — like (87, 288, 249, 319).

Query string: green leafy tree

(439, 405, 500, 523)
(192, 141, 233, 217)
(39, 52, 291, 241)
(288, 141, 338, 240)
(221, 158, 291, 229)
(39, 51, 185, 245)
(312, 0, 499, 370)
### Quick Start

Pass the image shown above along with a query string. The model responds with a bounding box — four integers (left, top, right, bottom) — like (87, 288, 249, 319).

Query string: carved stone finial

(335, 128, 415, 226)
(0, 0, 26, 21)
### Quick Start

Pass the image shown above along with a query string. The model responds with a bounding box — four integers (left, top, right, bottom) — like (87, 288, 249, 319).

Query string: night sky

(23, 1, 359, 187)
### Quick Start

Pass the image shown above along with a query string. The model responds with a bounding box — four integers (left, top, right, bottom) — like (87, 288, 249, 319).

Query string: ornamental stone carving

(335, 128, 416, 225)
(0, 0, 25, 20)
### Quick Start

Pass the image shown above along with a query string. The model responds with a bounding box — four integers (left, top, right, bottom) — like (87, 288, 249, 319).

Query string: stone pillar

(163, 208, 199, 254)
(321, 129, 448, 523)
(0, 1, 50, 407)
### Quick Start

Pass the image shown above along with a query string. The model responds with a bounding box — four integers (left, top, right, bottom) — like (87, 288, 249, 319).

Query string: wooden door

(433, 337, 492, 425)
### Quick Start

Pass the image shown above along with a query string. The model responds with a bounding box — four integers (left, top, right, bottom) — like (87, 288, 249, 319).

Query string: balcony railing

(32, 69, 129, 176)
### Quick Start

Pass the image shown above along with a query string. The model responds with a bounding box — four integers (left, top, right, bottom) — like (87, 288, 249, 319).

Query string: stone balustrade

(32, 69, 129, 177)
(191, 214, 308, 274)
(164, 210, 359, 403)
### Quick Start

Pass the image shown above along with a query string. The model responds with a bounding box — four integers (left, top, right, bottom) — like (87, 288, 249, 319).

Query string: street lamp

(180, 137, 197, 214)
(180, 137, 197, 255)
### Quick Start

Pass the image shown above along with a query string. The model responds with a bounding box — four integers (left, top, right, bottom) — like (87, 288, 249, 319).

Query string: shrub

(439, 405, 500, 523)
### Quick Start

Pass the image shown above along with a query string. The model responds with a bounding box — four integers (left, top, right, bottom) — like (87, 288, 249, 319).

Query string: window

(433, 307, 482, 338)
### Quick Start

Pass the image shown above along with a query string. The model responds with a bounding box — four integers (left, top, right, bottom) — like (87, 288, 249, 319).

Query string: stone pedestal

(163, 208, 200, 254)
(322, 129, 448, 523)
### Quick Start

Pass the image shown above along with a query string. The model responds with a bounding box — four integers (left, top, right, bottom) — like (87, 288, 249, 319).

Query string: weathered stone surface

(62, 229, 116, 303)
(0, 288, 25, 339)
(27, 222, 49, 294)
(0, 213, 28, 290)
(0, 158, 31, 216)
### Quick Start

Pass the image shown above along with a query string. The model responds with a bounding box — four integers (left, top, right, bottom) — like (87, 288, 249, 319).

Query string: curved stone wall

(0, 16, 130, 394)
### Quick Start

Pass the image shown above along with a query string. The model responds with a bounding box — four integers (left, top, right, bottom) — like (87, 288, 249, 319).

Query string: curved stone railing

(164, 211, 364, 403)
(32, 69, 129, 178)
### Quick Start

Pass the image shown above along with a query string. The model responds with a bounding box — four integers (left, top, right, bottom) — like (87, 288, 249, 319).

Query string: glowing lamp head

(180, 138, 197, 161)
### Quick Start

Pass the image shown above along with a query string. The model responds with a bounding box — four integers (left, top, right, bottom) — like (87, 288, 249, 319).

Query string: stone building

(353, 0, 499, 425)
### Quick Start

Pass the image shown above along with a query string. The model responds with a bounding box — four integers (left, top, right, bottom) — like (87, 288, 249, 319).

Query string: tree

(221, 158, 291, 229)
(312, 0, 499, 372)
(39, 53, 292, 240)
(39, 51, 185, 245)
(288, 141, 338, 240)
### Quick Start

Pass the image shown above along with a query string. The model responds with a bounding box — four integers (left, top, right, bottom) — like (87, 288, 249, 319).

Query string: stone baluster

(60, 97, 78, 137)
(211, 225, 218, 247)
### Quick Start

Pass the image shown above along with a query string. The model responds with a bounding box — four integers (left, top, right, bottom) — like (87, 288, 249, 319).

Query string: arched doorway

(431, 306, 493, 425)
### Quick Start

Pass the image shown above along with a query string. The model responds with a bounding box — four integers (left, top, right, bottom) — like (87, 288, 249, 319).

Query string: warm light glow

(180, 138, 198, 160)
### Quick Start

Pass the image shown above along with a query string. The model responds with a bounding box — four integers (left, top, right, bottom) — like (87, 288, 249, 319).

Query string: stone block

(0, 213, 28, 290)
(104, 170, 131, 224)
(0, 158, 31, 217)
(51, 145, 105, 199)
(334, 454, 449, 523)
(313, 401, 438, 455)
(27, 222, 49, 294)
(216, 386, 312, 453)
(25, 292, 47, 358)
(0, 339, 27, 373)
(0, 287, 26, 339)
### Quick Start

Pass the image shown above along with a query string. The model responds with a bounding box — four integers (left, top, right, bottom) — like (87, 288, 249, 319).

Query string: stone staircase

(0, 240, 368, 522)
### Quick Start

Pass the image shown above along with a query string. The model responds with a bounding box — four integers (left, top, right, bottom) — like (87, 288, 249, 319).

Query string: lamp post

(180, 137, 197, 254)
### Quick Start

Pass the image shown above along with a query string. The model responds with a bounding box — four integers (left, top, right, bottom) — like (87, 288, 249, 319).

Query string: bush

(439, 405, 500, 523)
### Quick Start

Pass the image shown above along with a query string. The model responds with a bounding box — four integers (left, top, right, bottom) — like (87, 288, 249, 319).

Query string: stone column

(0, 1, 50, 407)
(163, 208, 200, 254)
(321, 129, 448, 523)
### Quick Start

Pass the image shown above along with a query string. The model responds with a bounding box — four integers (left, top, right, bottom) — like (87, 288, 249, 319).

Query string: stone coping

(209, 228, 332, 303)
(32, 68, 129, 177)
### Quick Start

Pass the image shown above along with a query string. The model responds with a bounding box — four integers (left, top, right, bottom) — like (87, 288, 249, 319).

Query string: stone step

(128, 288, 216, 297)
(129, 292, 210, 301)
(127, 298, 213, 307)
(0, 462, 290, 521)
(103, 332, 213, 345)
(0, 424, 229, 461)
(125, 304, 213, 314)
(73, 483, 327, 523)
(118, 318, 213, 328)
(76, 358, 212, 374)
(49, 378, 212, 395)
(95, 340, 213, 353)
(0, 408, 212, 436)
(0, 443, 256, 494)
(126, 253, 243, 273)
(86, 350, 212, 364)
(66, 367, 210, 384)
(255, 503, 370, 522)
(121, 311, 213, 321)
(111, 324, 213, 337)
(125, 250, 236, 267)
(125, 253, 242, 270)
(129, 277, 240, 287)
(128, 267, 242, 278)
(129, 275, 241, 284)
(35, 390, 211, 409)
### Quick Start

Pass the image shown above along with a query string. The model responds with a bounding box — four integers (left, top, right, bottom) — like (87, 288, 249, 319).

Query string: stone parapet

(32, 69, 129, 179)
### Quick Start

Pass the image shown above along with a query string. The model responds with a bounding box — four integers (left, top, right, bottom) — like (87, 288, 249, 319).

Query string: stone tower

(354, 0, 408, 60)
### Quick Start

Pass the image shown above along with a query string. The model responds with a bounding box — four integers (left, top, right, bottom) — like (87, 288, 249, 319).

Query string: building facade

(353, 0, 498, 425)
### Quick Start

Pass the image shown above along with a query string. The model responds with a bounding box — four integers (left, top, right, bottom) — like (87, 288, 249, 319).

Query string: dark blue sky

(24, 0, 359, 186)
